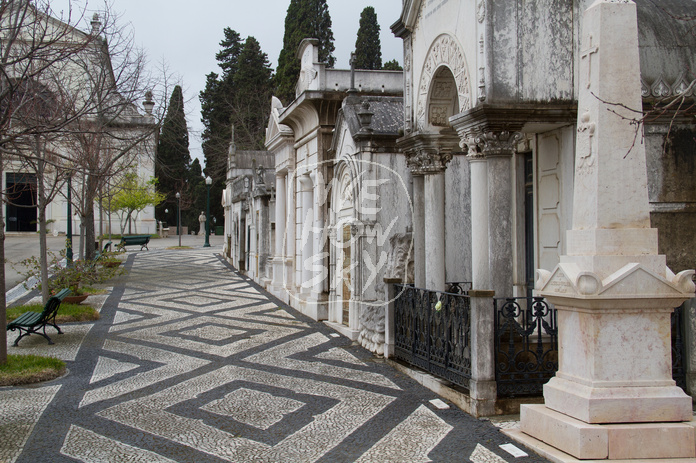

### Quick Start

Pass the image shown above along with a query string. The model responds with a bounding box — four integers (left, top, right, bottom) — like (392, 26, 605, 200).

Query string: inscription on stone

(546, 273, 573, 294)
(425, 0, 450, 20)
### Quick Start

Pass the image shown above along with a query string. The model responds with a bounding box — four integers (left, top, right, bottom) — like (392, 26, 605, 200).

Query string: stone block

(605, 422, 695, 460)
(520, 404, 608, 460)
(544, 376, 693, 424)
(520, 404, 696, 461)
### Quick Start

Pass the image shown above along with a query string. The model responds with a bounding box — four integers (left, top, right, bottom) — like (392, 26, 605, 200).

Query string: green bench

(7, 288, 72, 346)
(116, 235, 150, 251)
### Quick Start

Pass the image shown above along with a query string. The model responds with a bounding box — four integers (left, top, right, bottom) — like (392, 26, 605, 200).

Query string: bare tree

(0, 1, 169, 363)
(0, 0, 99, 364)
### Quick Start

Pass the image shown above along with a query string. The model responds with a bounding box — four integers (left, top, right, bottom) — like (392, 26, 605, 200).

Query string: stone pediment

(536, 262, 694, 309)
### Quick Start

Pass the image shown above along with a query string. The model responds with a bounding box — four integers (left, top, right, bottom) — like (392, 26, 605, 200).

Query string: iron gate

(394, 284, 472, 388)
(494, 297, 558, 397)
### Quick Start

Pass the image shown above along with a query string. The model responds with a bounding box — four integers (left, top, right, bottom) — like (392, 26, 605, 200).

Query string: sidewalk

(2, 245, 549, 462)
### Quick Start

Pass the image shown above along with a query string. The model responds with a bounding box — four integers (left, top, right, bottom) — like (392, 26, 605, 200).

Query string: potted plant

(99, 251, 123, 268)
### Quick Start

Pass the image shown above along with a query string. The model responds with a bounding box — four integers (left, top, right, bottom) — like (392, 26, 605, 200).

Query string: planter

(63, 294, 88, 304)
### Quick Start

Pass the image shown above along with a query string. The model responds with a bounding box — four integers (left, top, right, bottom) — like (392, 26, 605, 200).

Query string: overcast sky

(51, 0, 404, 163)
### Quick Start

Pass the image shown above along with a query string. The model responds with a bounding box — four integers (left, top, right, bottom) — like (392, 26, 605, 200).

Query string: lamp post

(175, 192, 181, 247)
(66, 175, 73, 266)
(204, 176, 212, 247)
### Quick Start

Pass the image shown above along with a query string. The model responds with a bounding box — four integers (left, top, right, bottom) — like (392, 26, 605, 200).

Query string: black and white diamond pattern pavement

(2, 247, 550, 462)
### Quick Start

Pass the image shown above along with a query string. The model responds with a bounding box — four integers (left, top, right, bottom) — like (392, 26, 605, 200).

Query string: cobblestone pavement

(2, 247, 550, 463)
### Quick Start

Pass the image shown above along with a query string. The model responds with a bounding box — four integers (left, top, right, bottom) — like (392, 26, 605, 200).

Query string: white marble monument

(508, 1, 696, 461)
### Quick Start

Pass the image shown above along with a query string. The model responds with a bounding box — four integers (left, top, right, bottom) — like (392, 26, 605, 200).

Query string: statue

(198, 211, 206, 236)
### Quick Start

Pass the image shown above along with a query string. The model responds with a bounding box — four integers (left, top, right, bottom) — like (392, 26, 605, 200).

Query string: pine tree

(383, 59, 403, 71)
(354, 6, 381, 70)
(275, 0, 335, 104)
(155, 85, 190, 227)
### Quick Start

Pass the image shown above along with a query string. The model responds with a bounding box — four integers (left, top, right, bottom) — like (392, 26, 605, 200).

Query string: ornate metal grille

(394, 285, 472, 388)
(672, 303, 686, 390)
(494, 297, 558, 397)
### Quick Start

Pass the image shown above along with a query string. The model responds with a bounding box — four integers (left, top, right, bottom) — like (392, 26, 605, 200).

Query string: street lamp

(204, 176, 212, 247)
(175, 192, 181, 247)
(65, 174, 73, 266)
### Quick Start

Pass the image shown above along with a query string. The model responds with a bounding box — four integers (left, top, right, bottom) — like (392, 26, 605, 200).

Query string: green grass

(7, 302, 100, 323)
(0, 354, 66, 386)
(167, 246, 193, 250)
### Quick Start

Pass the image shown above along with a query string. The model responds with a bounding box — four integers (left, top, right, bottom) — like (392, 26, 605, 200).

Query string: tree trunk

(0, 152, 7, 364)
(84, 172, 99, 260)
(36, 139, 49, 305)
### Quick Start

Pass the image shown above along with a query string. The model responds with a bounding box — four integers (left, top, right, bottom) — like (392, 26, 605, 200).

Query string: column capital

(398, 131, 462, 175)
(464, 130, 524, 160)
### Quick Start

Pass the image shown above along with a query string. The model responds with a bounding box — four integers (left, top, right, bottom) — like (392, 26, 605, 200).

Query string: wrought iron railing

(494, 297, 558, 397)
(446, 281, 472, 295)
(394, 284, 472, 388)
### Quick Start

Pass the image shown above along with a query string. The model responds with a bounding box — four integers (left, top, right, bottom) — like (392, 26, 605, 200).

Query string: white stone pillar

(424, 172, 446, 292)
(286, 172, 296, 294)
(486, 151, 514, 298)
(310, 171, 325, 296)
(272, 174, 286, 291)
(468, 152, 490, 290)
(299, 174, 313, 294)
(412, 175, 426, 288)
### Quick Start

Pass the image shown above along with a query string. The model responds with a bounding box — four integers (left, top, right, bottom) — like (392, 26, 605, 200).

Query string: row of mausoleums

(223, 0, 696, 435)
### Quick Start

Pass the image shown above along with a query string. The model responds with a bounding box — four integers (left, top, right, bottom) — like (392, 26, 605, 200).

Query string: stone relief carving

(384, 232, 414, 283)
(416, 34, 472, 131)
(358, 305, 385, 354)
(651, 75, 671, 98)
(641, 73, 695, 99)
(467, 131, 524, 157)
(478, 33, 486, 102)
(404, 37, 413, 134)
(476, 0, 485, 22)
(406, 148, 454, 175)
(577, 111, 596, 176)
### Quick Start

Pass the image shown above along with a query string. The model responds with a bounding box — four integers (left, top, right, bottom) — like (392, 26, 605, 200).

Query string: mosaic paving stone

(201, 387, 303, 430)
(3, 248, 551, 463)
(0, 386, 60, 463)
(61, 425, 178, 462)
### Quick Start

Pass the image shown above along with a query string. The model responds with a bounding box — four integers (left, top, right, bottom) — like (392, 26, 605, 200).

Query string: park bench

(116, 235, 150, 251)
(7, 288, 72, 346)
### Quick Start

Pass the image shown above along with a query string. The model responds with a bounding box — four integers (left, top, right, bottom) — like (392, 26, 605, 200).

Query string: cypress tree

(354, 6, 381, 70)
(155, 85, 190, 227)
(199, 31, 274, 223)
(275, 0, 335, 104)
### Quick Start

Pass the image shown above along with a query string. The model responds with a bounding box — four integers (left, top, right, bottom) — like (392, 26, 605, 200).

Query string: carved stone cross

(580, 34, 599, 89)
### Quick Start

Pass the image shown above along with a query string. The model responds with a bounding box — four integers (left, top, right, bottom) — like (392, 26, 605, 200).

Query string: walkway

(2, 246, 549, 462)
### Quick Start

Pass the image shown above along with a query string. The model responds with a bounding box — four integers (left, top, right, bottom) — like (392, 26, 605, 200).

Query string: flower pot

(63, 294, 88, 304)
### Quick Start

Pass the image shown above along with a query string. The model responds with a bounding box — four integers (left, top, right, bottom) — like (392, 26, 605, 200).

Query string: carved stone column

(271, 173, 286, 292)
(480, 131, 522, 298)
(406, 144, 454, 292)
(298, 173, 313, 294)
